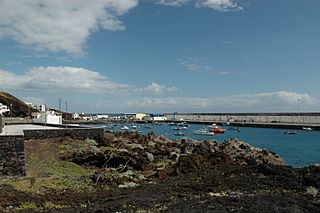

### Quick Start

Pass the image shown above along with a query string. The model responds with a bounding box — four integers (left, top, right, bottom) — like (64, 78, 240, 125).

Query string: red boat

(210, 126, 226, 133)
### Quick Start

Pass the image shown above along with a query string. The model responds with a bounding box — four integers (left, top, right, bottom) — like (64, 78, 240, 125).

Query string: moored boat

(210, 126, 226, 133)
(194, 129, 214, 136)
(177, 122, 189, 127)
(131, 125, 138, 129)
(208, 123, 217, 128)
(302, 127, 313, 131)
(174, 131, 184, 136)
(284, 131, 297, 135)
(121, 126, 129, 130)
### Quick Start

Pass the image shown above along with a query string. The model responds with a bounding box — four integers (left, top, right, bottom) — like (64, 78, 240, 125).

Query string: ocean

(88, 123, 320, 168)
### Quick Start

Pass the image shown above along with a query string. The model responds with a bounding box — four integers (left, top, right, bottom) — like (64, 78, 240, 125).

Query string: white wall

(33, 114, 62, 125)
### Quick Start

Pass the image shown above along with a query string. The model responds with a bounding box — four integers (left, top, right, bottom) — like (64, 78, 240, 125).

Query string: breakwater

(165, 112, 320, 130)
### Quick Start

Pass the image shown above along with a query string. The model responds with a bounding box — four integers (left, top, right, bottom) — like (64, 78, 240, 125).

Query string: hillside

(0, 92, 37, 117)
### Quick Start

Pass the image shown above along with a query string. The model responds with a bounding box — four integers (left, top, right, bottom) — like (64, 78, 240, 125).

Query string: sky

(1, 0, 320, 113)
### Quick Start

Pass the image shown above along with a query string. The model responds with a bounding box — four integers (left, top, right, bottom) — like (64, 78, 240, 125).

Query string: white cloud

(156, 0, 241, 11)
(144, 82, 179, 94)
(179, 56, 231, 74)
(120, 91, 318, 112)
(0, 0, 242, 55)
(47, 90, 318, 112)
(0, 0, 138, 55)
(179, 56, 211, 72)
(156, 0, 191, 7)
(22, 96, 45, 105)
(195, 0, 242, 11)
(1, 67, 133, 93)
(0, 67, 178, 95)
(1, 69, 27, 89)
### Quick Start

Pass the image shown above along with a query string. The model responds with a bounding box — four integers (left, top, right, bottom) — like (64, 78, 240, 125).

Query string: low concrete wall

(23, 128, 104, 141)
(3, 117, 33, 125)
(0, 135, 25, 176)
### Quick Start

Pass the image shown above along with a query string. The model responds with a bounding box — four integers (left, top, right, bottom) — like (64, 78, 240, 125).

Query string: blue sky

(1, 0, 320, 113)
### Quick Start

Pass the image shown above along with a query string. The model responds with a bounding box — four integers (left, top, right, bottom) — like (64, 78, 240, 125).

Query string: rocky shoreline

(0, 131, 319, 212)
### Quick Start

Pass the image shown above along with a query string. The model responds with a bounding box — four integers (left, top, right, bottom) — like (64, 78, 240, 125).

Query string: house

(32, 105, 62, 125)
(73, 113, 80, 119)
(0, 103, 10, 115)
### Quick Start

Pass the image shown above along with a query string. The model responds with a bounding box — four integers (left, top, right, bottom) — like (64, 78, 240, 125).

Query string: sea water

(89, 123, 320, 168)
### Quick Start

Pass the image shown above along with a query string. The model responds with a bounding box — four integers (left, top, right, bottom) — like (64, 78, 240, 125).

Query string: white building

(0, 103, 10, 115)
(73, 113, 80, 119)
(124, 113, 147, 120)
(97, 114, 109, 119)
(32, 105, 62, 125)
(143, 114, 167, 121)
(33, 113, 62, 125)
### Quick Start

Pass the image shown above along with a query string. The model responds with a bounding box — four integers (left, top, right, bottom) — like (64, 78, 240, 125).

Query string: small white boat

(179, 126, 188, 130)
(131, 125, 138, 129)
(208, 123, 217, 128)
(177, 122, 189, 127)
(121, 126, 129, 130)
(174, 131, 184, 136)
(194, 129, 214, 136)
(302, 127, 313, 131)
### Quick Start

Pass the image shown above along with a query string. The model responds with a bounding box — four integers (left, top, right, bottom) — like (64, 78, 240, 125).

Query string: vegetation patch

(0, 138, 93, 192)
(15, 202, 37, 211)
(43, 201, 67, 209)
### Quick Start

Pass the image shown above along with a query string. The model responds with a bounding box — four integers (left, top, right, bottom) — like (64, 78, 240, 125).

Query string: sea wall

(0, 135, 25, 176)
(166, 113, 320, 124)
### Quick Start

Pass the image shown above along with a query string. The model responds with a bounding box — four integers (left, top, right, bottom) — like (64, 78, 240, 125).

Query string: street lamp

(44, 104, 47, 126)
(58, 97, 62, 112)
(65, 101, 68, 129)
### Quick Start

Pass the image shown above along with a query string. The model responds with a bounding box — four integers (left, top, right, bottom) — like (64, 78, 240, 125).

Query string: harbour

(1, 1, 320, 211)
(87, 121, 320, 168)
